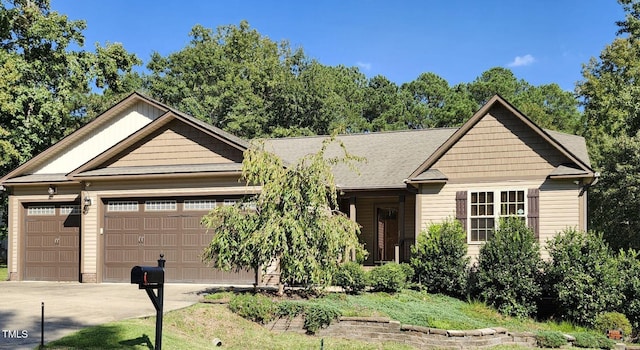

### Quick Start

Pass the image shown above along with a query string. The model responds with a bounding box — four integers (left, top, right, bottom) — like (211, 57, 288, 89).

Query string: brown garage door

(24, 203, 80, 281)
(103, 197, 253, 283)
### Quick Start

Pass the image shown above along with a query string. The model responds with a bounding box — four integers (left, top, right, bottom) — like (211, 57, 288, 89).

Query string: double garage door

(103, 197, 253, 283)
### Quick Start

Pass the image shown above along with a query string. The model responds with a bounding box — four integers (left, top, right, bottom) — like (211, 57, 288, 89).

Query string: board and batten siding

(417, 179, 582, 261)
(35, 101, 165, 174)
(106, 120, 244, 168)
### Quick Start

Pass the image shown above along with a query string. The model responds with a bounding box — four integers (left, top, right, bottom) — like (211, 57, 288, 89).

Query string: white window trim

(145, 200, 177, 212)
(467, 188, 528, 244)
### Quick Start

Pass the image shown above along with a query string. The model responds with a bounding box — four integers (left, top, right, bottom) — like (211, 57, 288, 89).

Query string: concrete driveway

(0, 281, 219, 349)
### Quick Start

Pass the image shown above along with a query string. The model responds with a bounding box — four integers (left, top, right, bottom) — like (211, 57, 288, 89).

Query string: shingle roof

(264, 128, 456, 190)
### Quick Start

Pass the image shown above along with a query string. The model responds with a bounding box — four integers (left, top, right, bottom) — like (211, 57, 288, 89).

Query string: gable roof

(1, 92, 249, 185)
(1, 93, 594, 190)
(407, 95, 594, 181)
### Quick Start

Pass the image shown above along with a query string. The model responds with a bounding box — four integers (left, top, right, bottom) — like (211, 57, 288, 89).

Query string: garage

(102, 197, 254, 283)
(24, 202, 80, 281)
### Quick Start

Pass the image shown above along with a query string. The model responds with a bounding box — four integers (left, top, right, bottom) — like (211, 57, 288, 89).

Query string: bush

(572, 332, 616, 349)
(471, 217, 542, 318)
(616, 249, 640, 336)
(303, 304, 341, 334)
(594, 312, 632, 339)
(535, 331, 566, 348)
(228, 293, 276, 324)
(410, 218, 469, 298)
(544, 228, 622, 327)
(334, 261, 367, 294)
(369, 263, 410, 293)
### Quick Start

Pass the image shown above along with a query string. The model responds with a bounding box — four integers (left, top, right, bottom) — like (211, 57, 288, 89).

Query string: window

(27, 205, 56, 216)
(469, 190, 526, 242)
(184, 199, 217, 211)
(60, 205, 81, 215)
(145, 200, 177, 212)
(107, 201, 139, 212)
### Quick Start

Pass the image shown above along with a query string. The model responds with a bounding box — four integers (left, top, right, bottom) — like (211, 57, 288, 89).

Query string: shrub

(544, 228, 622, 327)
(594, 312, 632, 339)
(277, 301, 306, 319)
(471, 217, 543, 318)
(303, 304, 341, 334)
(616, 249, 640, 336)
(535, 331, 566, 348)
(369, 262, 409, 293)
(572, 332, 615, 349)
(228, 293, 276, 324)
(334, 261, 367, 294)
(410, 218, 469, 298)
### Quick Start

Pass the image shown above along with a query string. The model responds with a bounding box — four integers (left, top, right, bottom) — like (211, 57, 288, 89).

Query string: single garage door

(24, 203, 80, 281)
(103, 197, 253, 283)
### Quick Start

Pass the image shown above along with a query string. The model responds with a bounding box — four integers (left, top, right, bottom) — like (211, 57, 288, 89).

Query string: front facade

(0, 93, 596, 283)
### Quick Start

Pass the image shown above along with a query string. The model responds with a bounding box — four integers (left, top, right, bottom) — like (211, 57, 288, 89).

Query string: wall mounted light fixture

(83, 195, 93, 214)
(47, 185, 57, 196)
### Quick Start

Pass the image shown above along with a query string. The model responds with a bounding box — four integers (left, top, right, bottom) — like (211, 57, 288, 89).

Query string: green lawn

(0, 264, 7, 281)
(44, 289, 601, 349)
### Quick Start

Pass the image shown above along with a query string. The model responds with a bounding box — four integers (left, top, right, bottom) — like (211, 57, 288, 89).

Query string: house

(0, 93, 596, 283)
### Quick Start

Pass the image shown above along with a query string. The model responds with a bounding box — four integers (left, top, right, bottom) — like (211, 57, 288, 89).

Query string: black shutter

(527, 188, 540, 239)
(455, 191, 467, 231)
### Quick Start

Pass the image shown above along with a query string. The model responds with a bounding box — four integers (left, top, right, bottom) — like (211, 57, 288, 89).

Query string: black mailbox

(131, 266, 164, 286)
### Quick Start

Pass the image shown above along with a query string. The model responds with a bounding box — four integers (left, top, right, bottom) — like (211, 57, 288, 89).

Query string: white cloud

(507, 54, 535, 67)
(357, 61, 372, 70)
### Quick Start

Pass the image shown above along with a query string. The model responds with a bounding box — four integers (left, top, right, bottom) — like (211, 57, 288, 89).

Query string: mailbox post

(131, 254, 165, 350)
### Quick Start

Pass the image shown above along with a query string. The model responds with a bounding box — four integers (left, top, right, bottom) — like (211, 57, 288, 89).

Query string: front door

(376, 207, 398, 262)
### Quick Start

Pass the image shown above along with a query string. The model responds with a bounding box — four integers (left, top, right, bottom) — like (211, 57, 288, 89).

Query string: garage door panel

(24, 203, 80, 281)
(182, 233, 199, 246)
(183, 216, 203, 229)
(163, 217, 178, 230)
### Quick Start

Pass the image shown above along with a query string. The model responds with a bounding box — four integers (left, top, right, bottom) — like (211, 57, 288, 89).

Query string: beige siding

(9, 196, 18, 277)
(107, 120, 243, 167)
(417, 179, 581, 261)
(35, 101, 165, 174)
(432, 106, 570, 180)
(538, 180, 581, 260)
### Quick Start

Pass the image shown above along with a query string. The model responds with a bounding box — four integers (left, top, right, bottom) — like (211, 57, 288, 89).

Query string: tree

(402, 72, 475, 128)
(578, 0, 640, 142)
(0, 0, 140, 171)
(578, 1, 640, 249)
(588, 133, 640, 250)
(146, 21, 309, 139)
(202, 137, 366, 290)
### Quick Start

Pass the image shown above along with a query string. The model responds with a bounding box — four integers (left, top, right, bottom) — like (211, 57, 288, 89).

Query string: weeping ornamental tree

(202, 137, 365, 289)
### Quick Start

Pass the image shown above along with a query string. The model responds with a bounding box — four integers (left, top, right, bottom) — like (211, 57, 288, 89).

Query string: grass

(44, 303, 414, 350)
(45, 289, 599, 349)
(0, 263, 7, 281)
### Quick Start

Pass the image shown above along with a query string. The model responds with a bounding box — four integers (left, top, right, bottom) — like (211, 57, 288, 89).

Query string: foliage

(334, 261, 368, 294)
(276, 301, 306, 319)
(410, 218, 469, 298)
(0, 0, 140, 176)
(544, 228, 622, 327)
(594, 312, 632, 338)
(228, 293, 276, 324)
(303, 304, 341, 334)
(578, 0, 640, 142)
(202, 137, 365, 288)
(616, 249, 640, 334)
(572, 332, 616, 349)
(588, 134, 640, 250)
(535, 331, 567, 348)
(471, 217, 543, 318)
(368, 263, 411, 293)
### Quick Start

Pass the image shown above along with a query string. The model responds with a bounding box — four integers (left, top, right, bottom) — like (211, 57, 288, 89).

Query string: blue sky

(51, 1, 625, 92)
